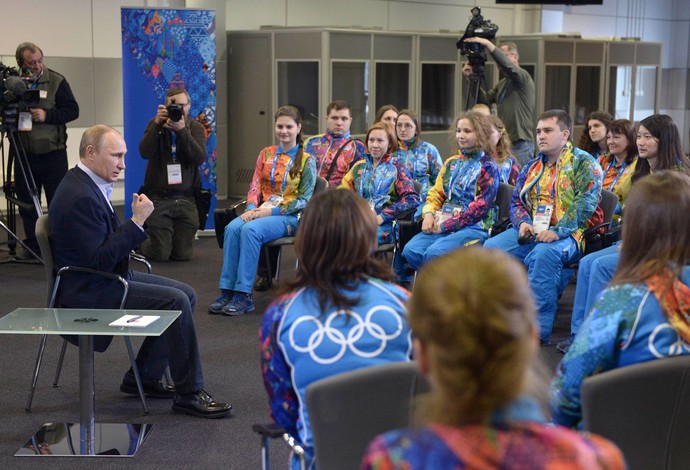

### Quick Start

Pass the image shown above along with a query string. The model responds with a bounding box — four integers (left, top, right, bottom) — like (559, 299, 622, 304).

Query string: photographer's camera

(166, 99, 183, 123)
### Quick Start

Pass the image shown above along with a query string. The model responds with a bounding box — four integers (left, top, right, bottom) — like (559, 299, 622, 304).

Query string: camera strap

(325, 139, 352, 182)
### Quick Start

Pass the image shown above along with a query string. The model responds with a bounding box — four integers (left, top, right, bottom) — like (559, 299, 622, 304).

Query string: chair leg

(53, 338, 68, 387)
(274, 247, 283, 283)
(164, 366, 173, 387)
(26, 334, 49, 412)
(264, 245, 274, 289)
(260, 434, 271, 470)
(124, 336, 149, 415)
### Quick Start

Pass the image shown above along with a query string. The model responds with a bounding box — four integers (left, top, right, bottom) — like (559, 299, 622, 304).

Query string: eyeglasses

(396, 123, 414, 130)
(175, 102, 190, 107)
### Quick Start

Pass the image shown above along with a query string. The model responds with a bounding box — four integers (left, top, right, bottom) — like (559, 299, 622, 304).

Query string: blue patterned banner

(121, 7, 217, 228)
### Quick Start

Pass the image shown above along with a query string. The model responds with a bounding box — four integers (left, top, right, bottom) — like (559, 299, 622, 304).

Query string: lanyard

(170, 131, 177, 162)
(359, 160, 386, 201)
(271, 150, 297, 194)
(535, 162, 557, 200)
(447, 158, 464, 198)
(605, 159, 627, 191)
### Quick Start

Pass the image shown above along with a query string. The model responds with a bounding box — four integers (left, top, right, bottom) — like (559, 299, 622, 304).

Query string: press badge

(18, 112, 33, 131)
(533, 204, 553, 234)
(260, 194, 284, 209)
(40, 90, 48, 99)
(167, 164, 182, 185)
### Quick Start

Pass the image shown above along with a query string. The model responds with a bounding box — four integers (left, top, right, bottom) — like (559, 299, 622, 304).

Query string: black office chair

(27, 214, 149, 414)
(582, 355, 690, 470)
(488, 182, 515, 237)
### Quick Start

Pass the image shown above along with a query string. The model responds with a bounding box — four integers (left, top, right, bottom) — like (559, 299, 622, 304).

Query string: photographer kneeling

(464, 37, 536, 167)
(138, 87, 206, 261)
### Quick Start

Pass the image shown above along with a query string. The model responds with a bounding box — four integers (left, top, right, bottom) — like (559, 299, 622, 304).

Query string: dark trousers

(14, 149, 68, 252)
(125, 270, 204, 395)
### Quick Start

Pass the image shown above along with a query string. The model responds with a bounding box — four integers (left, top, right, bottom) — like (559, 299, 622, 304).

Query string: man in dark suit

(49, 125, 231, 419)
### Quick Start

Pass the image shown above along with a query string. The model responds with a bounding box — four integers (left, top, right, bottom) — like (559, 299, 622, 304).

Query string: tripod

(464, 70, 487, 111)
(0, 123, 44, 264)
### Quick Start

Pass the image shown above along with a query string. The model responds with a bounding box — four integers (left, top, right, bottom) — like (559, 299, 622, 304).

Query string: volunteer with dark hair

(392, 109, 443, 209)
(374, 104, 399, 128)
(138, 87, 206, 261)
(209, 105, 316, 316)
(12, 42, 79, 259)
(551, 171, 690, 429)
(304, 99, 366, 187)
(557, 114, 690, 354)
(340, 122, 420, 244)
(483, 110, 603, 345)
(578, 111, 613, 160)
(401, 111, 499, 270)
(261, 188, 412, 470)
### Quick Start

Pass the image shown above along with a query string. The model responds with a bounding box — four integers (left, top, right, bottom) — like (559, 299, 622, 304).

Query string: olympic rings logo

(288, 306, 404, 365)
(648, 323, 690, 358)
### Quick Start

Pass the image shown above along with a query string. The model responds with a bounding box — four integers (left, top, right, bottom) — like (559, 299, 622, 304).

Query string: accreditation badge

(533, 204, 554, 234)
(166, 164, 182, 185)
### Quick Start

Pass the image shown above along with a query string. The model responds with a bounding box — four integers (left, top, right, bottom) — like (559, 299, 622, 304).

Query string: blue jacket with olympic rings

(260, 279, 413, 469)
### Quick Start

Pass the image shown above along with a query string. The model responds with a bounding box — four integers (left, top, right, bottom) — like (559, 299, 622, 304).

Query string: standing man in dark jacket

(14, 42, 79, 259)
(138, 87, 206, 261)
(463, 38, 536, 167)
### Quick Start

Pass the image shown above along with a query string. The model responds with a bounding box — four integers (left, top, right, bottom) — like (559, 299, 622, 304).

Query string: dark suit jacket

(49, 166, 147, 350)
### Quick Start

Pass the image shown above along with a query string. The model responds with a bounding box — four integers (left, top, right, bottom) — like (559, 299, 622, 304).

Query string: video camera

(456, 7, 499, 77)
(0, 62, 41, 131)
(166, 98, 184, 123)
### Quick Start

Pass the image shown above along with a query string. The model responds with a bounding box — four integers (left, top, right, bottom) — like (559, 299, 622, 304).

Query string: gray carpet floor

(0, 208, 572, 469)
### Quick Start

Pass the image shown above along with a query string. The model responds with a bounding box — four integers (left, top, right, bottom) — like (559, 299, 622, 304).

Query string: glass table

(0, 308, 181, 457)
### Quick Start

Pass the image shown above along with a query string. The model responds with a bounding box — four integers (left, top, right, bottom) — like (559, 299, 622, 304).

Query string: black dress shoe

(253, 275, 271, 291)
(172, 390, 232, 419)
(120, 375, 176, 399)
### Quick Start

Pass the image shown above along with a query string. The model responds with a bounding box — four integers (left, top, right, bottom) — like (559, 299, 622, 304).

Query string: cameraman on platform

(14, 42, 79, 259)
(138, 88, 206, 261)
(463, 37, 535, 167)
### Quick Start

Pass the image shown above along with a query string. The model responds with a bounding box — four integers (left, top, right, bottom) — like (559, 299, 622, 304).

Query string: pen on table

(126, 315, 143, 323)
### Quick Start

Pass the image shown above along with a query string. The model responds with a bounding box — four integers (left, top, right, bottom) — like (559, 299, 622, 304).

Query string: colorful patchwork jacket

(498, 155, 520, 185)
(598, 153, 637, 220)
(511, 142, 603, 249)
(304, 130, 365, 187)
(246, 145, 316, 220)
(340, 152, 420, 223)
(362, 396, 625, 470)
(260, 279, 412, 470)
(392, 139, 443, 201)
(550, 267, 690, 429)
(422, 148, 499, 233)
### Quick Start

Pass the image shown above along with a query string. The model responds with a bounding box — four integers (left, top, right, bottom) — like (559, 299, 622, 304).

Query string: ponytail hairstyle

(275, 105, 305, 179)
(409, 247, 539, 425)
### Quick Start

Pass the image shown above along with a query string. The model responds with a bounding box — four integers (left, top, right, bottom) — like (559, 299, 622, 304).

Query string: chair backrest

(35, 214, 55, 307)
(599, 189, 619, 225)
(496, 182, 515, 220)
(582, 355, 690, 470)
(306, 361, 422, 470)
(314, 176, 328, 195)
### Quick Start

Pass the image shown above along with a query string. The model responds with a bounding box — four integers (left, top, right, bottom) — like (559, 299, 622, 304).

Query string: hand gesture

(131, 193, 154, 226)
